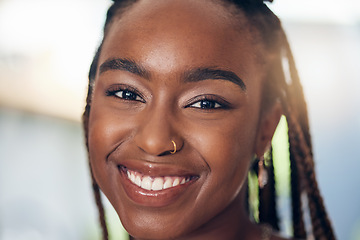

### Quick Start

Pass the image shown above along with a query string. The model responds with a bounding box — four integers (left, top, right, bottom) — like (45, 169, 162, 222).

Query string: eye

(106, 84, 145, 102)
(115, 89, 142, 101)
(186, 95, 230, 110)
(190, 99, 222, 109)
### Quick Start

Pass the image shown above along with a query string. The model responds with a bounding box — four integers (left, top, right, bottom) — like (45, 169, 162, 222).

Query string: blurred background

(0, 0, 359, 239)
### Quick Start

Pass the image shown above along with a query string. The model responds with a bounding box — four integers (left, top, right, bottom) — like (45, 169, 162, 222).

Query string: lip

(115, 160, 200, 207)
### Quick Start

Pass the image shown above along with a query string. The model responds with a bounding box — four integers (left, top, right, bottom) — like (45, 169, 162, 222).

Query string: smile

(124, 167, 195, 191)
(117, 164, 200, 207)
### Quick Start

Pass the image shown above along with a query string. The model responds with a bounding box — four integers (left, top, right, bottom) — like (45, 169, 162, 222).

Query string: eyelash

(106, 84, 145, 103)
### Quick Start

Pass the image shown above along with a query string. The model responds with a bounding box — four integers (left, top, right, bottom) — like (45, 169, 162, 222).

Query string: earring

(258, 156, 268, 189)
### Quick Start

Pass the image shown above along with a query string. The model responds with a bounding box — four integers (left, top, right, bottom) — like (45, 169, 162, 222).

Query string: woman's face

(88, 0, 274, 239)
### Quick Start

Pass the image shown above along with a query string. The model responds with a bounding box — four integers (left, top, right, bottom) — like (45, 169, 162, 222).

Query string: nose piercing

(170, 140, 177, 154)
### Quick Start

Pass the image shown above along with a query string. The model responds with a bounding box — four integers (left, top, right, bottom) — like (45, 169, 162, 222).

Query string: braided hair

(82, 0, 336, 239)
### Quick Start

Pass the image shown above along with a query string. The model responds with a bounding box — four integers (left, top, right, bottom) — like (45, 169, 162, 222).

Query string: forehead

(99, 0, 263, 81)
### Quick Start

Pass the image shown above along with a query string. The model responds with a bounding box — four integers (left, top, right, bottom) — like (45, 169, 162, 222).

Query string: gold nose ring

(170, 140, 177, 154)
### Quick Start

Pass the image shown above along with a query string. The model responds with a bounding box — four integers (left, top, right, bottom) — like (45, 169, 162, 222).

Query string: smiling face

(88, 0, 278, 239)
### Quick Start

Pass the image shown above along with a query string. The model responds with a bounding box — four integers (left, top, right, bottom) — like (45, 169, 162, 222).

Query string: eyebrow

(99, 58, 150, 79)
(184, 67, 246, 91)
(99, 58, 246, 91)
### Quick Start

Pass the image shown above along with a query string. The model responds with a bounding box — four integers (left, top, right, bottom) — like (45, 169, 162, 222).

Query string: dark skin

(88, 0, 286, 239)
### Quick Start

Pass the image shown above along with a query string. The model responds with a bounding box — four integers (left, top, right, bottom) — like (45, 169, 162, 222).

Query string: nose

(134, 106, 182, 156)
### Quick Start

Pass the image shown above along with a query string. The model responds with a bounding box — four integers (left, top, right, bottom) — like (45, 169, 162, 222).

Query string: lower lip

(118, 167, 197, 208)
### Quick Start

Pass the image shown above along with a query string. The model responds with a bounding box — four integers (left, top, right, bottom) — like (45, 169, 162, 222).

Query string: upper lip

(107, 145, 207, 178)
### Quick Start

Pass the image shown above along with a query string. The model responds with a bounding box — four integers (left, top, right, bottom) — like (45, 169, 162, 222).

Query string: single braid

(91, 173, 109, 240)
(278, 85, 307, 238)
(288, 114, 308, 238)
(259, 147, 280, 231)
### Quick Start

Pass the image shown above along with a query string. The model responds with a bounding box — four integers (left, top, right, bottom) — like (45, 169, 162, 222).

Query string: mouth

(118, 165, 198, 191)
(117, 164, 199, 207)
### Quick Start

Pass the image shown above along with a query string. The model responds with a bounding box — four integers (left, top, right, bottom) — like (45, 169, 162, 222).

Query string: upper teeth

(126, 169, 191, 191)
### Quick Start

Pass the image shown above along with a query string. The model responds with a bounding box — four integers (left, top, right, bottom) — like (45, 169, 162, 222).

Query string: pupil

(123, 90, 136, 100)
(201, 100, 215, 109)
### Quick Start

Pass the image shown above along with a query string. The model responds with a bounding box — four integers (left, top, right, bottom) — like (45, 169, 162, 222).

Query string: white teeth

(152, 177, 164, 191)
(135, 175, 142, 187)
(141, 176, 152, 190)
(172, 178, 180, 187)
(125, 169, 193, 191)
(163, 178, 173, 189)
(130, 172, 136, 183)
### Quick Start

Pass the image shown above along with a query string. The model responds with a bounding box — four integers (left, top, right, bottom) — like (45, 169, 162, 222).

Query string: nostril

(158, 150, 172, 157)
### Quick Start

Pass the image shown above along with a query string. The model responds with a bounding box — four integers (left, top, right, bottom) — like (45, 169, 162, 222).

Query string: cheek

(87, 102, 135, 194)
(187, 110, 259, 205)
(207, 127, 254, 183)
(196, 111, 258, 170)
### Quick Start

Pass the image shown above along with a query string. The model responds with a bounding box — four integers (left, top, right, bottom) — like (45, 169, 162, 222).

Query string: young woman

(82, 0, 336, 239)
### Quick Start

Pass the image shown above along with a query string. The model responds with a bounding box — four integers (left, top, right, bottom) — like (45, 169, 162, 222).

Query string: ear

(254, 101, 282, 157)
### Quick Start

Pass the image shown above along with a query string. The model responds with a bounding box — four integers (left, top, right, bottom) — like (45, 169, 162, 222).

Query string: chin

(123, 218, 190, 240)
